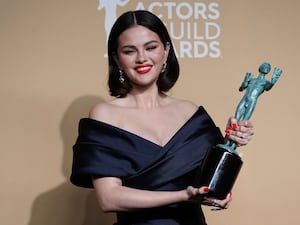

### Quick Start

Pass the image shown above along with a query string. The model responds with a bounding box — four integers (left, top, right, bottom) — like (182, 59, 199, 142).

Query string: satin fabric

(70, 106, 224, 225)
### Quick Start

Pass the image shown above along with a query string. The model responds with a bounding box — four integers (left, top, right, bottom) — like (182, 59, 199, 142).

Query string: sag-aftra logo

(98, 0, 222, 59)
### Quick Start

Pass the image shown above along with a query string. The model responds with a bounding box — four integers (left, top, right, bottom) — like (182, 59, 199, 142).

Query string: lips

(134, 64, 152, 74)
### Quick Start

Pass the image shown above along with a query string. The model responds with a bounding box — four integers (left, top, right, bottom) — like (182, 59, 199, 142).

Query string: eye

(123, 49, 136, 55)
(146, 45, 157, 51)
(124, 50, 135, 54)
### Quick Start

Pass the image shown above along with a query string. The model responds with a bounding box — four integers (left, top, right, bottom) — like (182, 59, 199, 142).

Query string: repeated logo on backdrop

(98, 0, 221, 59)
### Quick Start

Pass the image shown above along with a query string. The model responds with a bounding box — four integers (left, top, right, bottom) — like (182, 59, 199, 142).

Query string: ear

(164, 42, 171, 62)
(112, 53, 121, 69)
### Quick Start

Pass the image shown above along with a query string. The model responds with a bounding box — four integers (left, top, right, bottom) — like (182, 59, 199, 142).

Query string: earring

(119, 69, 125, 83)
(161, 63, 167, 73)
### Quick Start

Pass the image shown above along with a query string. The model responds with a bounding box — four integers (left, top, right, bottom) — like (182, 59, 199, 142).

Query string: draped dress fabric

(70, 106, 224, 225)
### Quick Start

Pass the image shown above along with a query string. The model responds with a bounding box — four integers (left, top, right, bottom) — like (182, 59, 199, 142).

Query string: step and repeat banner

(98, 1, 222, 58)
(1, 1, 299, 225)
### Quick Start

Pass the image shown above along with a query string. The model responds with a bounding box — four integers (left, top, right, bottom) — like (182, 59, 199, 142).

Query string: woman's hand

(225, 117, 254, 147)
(186, 186, 232, 210)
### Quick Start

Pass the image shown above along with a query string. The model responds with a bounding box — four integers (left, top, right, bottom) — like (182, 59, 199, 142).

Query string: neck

(258, 73, 266, 79)
(127, 86, 167, 109)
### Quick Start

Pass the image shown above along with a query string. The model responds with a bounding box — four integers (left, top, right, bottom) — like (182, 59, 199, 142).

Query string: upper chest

(113, 108, 194, 147)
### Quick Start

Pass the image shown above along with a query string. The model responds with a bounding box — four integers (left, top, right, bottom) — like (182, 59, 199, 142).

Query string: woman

(71, 10, 254, 225)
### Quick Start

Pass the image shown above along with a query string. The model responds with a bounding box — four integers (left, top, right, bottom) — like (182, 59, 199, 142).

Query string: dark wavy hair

(107, 10, 180, 97)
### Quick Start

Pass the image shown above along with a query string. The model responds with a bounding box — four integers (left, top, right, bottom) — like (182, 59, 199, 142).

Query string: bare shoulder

(88, 101, 116, 123)
(166, 97, 199, 118)
(178, 99, 198, 110)
(173, 98, 198, 114)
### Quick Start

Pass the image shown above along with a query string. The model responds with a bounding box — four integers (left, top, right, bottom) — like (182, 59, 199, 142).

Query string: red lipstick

(135, 64, 152, 74)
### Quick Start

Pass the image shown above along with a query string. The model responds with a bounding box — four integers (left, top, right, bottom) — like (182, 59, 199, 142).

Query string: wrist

(177, 189, 190, 202)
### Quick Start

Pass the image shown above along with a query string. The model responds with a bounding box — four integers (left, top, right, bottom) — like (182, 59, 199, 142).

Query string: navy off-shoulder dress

(70, 106, 224, 225)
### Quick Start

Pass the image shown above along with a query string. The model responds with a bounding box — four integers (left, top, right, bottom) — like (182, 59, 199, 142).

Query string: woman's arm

(92, 177, 212, 212)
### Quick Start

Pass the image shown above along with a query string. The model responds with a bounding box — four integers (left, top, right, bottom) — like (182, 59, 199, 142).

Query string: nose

(136, 50, 147, 63)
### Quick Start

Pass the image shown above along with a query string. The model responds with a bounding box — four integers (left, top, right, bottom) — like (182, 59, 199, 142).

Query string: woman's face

(115, 25, 170, 89)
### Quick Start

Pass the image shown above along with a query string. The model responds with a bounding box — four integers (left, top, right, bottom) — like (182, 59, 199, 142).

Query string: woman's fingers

(187, 186, 233, 210)
(203, 192, 232, 210)
(225, 118, 254, 146)
(187, 186, 209, 196)
(186, 186, 209, 201)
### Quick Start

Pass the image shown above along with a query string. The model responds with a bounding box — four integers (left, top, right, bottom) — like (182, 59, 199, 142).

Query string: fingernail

(229, 192, 232, 197)
(203, 187, 209, 192)
(225, 129, 231, 135)
(232, 123, 237, 129)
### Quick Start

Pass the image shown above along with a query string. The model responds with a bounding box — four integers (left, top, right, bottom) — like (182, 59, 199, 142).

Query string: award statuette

(197, 62, 282, 201)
